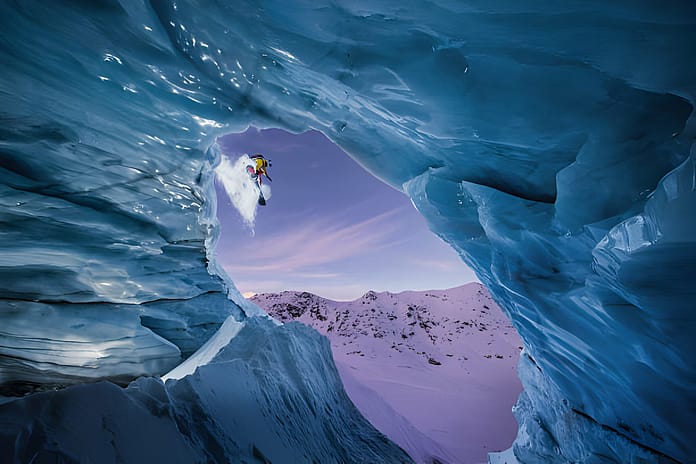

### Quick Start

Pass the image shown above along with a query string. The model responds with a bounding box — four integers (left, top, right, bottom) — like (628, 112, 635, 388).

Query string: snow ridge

(253, 283, 521, 368)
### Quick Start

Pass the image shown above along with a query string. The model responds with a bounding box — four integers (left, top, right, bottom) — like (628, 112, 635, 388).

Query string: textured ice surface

(0, 317, 411, 463)
(1, 1, 695, 463)
(0, 2, 247, 392)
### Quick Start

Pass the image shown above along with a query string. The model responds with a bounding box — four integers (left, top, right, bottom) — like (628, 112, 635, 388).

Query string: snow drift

(0, 1, 695, 463)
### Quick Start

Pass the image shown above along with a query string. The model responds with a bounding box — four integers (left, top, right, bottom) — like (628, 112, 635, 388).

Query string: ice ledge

(0, 290, 244, 395)
(0, 318, 413, 464)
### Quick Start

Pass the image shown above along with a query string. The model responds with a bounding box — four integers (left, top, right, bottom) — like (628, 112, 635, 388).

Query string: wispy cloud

(221, 207, 407, 275)
(413, 258, 461, 272)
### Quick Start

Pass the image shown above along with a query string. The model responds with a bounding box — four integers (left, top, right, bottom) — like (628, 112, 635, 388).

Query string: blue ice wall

(0, 1, 694, 463)
(0, 319, 412, 463)
(0, 2, 247, 391)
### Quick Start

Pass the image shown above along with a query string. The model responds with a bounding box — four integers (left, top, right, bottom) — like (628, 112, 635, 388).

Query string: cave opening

(211, 126, 523, 462)
(212, 126, 477, 301)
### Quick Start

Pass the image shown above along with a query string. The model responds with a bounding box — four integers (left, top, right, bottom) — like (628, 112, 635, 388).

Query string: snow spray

(215, 154, 271, 229)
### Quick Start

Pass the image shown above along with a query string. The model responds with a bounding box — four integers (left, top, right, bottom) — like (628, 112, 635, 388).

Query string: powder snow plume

(215, 154, 271, 229)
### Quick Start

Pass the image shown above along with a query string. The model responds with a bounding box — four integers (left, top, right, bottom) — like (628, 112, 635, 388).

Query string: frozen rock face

(1, 1, 695, 463)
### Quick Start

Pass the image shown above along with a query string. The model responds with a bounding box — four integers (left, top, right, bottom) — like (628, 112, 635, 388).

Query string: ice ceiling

(0, 1, 694, 463)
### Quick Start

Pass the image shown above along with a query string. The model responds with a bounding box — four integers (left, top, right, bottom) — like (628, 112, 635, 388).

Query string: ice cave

(0, 1, 694, 463)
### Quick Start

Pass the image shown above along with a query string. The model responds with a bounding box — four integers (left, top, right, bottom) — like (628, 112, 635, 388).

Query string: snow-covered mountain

(252, 283, 522, 464)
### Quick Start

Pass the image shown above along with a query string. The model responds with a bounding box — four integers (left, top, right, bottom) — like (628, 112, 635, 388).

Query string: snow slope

(252, 283, 522, 464)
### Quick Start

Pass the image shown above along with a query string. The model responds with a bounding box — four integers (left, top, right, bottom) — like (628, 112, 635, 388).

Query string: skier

(246, 154, 272, 187)
(246, 154, 272, 205)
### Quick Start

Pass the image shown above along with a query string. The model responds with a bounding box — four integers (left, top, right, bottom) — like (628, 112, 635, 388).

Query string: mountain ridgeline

(252, 283, 521, 374)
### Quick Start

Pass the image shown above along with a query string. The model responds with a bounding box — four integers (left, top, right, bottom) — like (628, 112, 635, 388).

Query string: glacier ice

(0, 317, 411, 463)
(1, 1, 695, 463)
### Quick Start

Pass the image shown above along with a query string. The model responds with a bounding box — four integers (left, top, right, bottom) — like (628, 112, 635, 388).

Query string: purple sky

(215, 128, 477, 300)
